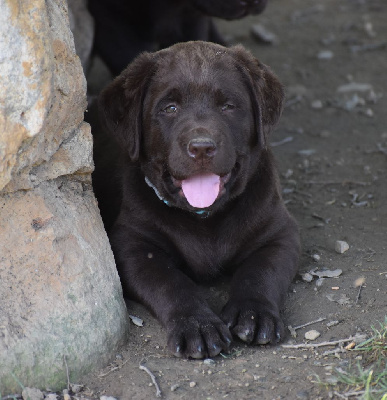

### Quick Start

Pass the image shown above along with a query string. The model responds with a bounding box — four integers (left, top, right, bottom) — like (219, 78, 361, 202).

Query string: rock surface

(0, 0, 129, 394)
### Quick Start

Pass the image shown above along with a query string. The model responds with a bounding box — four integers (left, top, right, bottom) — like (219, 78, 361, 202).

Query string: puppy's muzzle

(187, 137, 217, 161)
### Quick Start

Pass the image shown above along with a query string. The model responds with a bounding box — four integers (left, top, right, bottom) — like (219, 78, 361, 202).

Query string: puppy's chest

(167, 226, 238, 278)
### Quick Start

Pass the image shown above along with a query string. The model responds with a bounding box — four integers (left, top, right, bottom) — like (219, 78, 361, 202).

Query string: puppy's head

(99, 41, 283, 214)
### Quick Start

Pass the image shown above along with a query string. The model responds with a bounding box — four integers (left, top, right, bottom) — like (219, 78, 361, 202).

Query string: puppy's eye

(221, 104, 235, 112)
(163, 105, 178, 114)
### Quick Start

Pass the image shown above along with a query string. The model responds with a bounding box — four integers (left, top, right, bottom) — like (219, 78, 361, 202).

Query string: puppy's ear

(98, 52, 156, 162)
(230, 45, 284, 147)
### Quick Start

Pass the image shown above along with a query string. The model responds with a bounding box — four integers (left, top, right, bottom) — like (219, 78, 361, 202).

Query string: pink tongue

(181, 173, 220, 208)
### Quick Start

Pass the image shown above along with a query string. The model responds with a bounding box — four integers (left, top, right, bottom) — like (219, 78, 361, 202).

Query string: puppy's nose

(187, 138, 217, 160)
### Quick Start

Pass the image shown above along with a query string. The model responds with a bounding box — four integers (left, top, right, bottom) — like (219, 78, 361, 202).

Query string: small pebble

(129, 315, 144, 327)
(315, 278, 325, 287)
(170, 384, 180, 392)
(45, 394, 57, 400)
(317, 50, 334, 60)
(311, 100, 323, 109)
(70, 384, 83, 394)
(301, 272, 313, 282)
(312, 254, 320, 261)
(251, 24, 277, 44)
(354, 276, 365, 287)
(313, 269, 342, 278)
(100, 397, 117, 400)
(326, 320, 339, 327)
(335, 241, 349, 254)
(189, 381, 197, 388)
(298, 149, 316, 156)
(203, 358, 215, 365)
(305, 330, 321, 340)
(22, 388, 44, 400)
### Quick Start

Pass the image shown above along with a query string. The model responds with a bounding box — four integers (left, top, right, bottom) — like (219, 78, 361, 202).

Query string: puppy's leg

(221, 222, 300, 345)
(110, 227, 232, 359)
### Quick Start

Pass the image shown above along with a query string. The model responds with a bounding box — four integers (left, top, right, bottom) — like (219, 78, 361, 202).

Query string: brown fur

(93, 42, 300, 358)
(89, 0, 268, 75)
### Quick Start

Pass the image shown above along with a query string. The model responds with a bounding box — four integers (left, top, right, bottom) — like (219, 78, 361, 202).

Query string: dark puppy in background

(92, 41, 300, 358)
(88, 0, 268, 75)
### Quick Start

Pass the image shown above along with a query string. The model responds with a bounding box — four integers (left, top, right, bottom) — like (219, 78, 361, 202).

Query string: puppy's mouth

(161, 164, 240, 211)
(172, 172, 231, 209)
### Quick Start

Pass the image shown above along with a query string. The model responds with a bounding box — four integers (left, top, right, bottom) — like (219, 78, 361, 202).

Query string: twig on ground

(64, 355, 70, 391)
(282, 336, 355, 349)
(334, 389, 382, 398)
(350, 41, 387, 53)
(98, 359, 129, 378)
(355, 285, 363, 304)
(270, 136, 294, 147)
(139, 364, 162, 398)
(304, 180, 370, 186)
(322, 348, 347, 356)
(333, 391, 348, 399)
(294, 317, 326, 330)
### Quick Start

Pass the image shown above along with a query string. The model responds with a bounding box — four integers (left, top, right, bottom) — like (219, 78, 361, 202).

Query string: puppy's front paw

(167, 313, 232, 359)
(220, 300, 284, 345)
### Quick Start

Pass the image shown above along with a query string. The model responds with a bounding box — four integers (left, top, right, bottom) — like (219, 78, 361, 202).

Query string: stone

(0, 0, 86, 193)
(0, 0, 129, 394)
(311, 100, 323, 109)
(22, 388, 44, 400)
(317, 50, 334, 60)
(170, 384, 180, 392)
(45, 394, 58, 400)
(301, 272, 314, 282)
(315, 278, 325, 287)
(251, 24, 277, 44)
(304, 330, 321, 341)
(0, 179, 129, 393)
(313, 269, 343, 278)
(335, 240, 349, 254)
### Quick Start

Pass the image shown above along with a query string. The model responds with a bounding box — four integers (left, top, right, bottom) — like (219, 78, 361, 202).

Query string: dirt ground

(82, 0, 387, 398)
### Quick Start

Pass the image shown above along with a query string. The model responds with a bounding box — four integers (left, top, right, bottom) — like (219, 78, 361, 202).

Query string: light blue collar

(145, 176, 211, 218)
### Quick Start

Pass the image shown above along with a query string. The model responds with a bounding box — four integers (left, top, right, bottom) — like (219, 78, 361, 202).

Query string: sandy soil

(83, 0, 387, 398)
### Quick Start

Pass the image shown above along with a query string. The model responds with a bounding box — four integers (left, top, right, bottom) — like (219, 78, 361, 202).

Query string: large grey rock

(0, 178, 129, 393)
(0, 0, 86, 193)
(0, 0, 129, 394)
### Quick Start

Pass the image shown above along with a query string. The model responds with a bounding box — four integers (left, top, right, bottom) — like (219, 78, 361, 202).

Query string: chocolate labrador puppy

(93, 41, 300, 359)
(89, 0, 268, 75)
